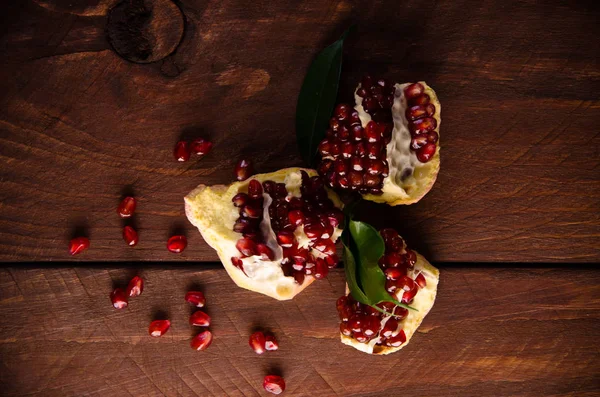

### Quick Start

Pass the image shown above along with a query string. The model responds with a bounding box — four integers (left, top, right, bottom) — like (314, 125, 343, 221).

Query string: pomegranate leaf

(296, 27, 352, 166)
(342, 239, 370, 305)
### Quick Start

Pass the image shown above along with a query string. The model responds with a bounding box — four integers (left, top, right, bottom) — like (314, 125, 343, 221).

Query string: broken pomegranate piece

(337, 228, 439, 355)
(318, 76, 441, 205)
(185, 168, 344, 300)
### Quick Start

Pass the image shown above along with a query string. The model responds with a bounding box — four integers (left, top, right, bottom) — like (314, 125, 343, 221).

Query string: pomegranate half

(318, 77, 441, 205)
(337, 229, 439, 354)
(185, 168, 344, 300)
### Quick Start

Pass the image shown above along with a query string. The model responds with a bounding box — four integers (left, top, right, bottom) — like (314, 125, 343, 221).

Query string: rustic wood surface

(0, 266, 598, 397)
(0, 0, 598, 262)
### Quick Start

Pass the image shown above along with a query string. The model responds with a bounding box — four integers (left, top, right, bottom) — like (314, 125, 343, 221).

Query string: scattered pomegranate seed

(415, 273, 427, 288)
(174, 141, 190, 162)
(190, 310, 211, 327)
(263, 375, 286, 395)
(123, 226, 139, 246)
(247, 179, 263, 199)
(191, 330, 213, 351)
(190, 138, 213, 156)
(265, 335, 279, 351)
(167, 235, 187, 253)
(234, 159, 253, 181)
(249, 331, 266, 354)
(69, 237, 90, 255)
(185, 291, 206, 307)
(149, 320, 171, 337)
(117, 196, 136, 218)
(126, 276, 143, 297)
(110, 288, 128, 309)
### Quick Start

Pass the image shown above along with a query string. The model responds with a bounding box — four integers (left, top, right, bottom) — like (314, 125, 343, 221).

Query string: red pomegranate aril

(334, 158, 348, 175)
(336, 296, 348, 312)
(411, 117, 437, 134)
(348, 171, 363, 188)
(427, 130, 439, 144)
(249, 331, 267, 354)
(386, 279, 401, 294)
(387, 329, 407, 347)
(364, 174, 382, 188)
(411, 135, 429, 150)
(247, 179, 263, 199)
(349, 315, 363, 332)
(313, 258, 329, 279)
(256, 244, 275, 261)
(190, 310, 211, 327)
(338, 125, 350, 141)
(149, 320, 170, 337)
(325, 253, 339, 268)
(394, 307, 409, 320)
(234, 159, 253, 181)
(354, 142, 367, 157)
(351, 157, 364, 171)
(69, 237, 90, 255)
(304, 224, 324, 240)
(366, 159, 385, 175)
(381, 318, 399, 338)
(340, 321, 352, 336)
(351, 124, 363, 141)
(362, 75, 374, 88)
(110, 288, 128, 309)
(277, 231, 294, 247)
(126, 276, 143, 297)
(265, 335, 279, 351)
(191, 330, 213, 351)
(341, 142, 353, 158)
(326, 209, 344, 228)
(313, 238, 336, 256)
(411, 93, 430, 106)
(185, 291, 206, 307)
(191, 138, 213, 156)
(123, 226, 138, 246)
(425, 103, 436, 116)
(117, 196, 136, 218)
(353, 330, 369, 343)
(174, 141, 190, 162)
(406, 105, 428, 121)
(236, 238, 257, 256)
(367, 143, 382, 159)
(417, 143, 437, 163)
(415, 273, 427, 288)
(167, 235, 187, 253)
(404, 83, 424, 100)
(383, 252, 404, 268)
(263, 375, 286, 395)
(380, 229, 403, 252)
(330, 118, 340, 131)
(362, 316, 381, 336)
(262, 180, 276, 195)
(385, 267, 404, 280)
(294, 270, 305, 285)
(377, 301, 396, 313)
(334, 103, 351, 120)
(232, 193, 249, 207)
(231, 256, 244, 271)
(233, 218, 253, 234)
(365, 121, 381, 142)
(242, 205, 261, 219)
(318, 139, 331, 156)
(288, 210, 304, 226)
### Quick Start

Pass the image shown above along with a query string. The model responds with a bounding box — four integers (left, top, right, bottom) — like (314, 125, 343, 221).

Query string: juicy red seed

(363, 97, 378, 111)
(351, 125, 363, 141)
(249, 331, 266, 354)
(256, 244, 275, 261)
(275, 183, 288, 198)
(367, 143, 382, 159)
(330, 118, 340, 131)
(406, 250, 417, 266)
(304, 224, 324, 240)
(377, 301, 396, 313)
(348, 171, 363, 187)
(149, 320, 170, 337)
(411, 93, 430, 106)
(232, 192, 249, 207)
(326, 209, 344, 228)
(383, 252, 405, 268)
(380, 229, 403, 252)
(362, 316, 381, 336)
(265, 335, 279, 351)
(394, 307, 409, 320)
(313, 239, 336, 256)
(69, 237, 90, 255)
(340, 321, 352, 336)
(338, 125, 350, 141)
(190, 310, 211, 327)
(334, 103, 351, 120)
(242, 205, 261, 218)
(263, 375, 286, 395)
(404, 83, 424, 99)
(277, 231, 294, 247)
(417, 143, 437, 163)
(288, 210, 304, 226)
(365, 121, 381, 142)
(425, 103, 436, 116)
(415, 273, 427, 288)
(325, 253, 339, 268)
(354, 330, 370, 343)
(110, 288, 128, 309)
(334, 159, 348, 175)
(351, 157, 364, 171)
(233, 218, 253, 234)
(356, 87, 368, 97)
(362, 75, 373, 89)
(341, 142, 353, 158)
(318, 139, 331, 156)
(411, 135, 429, 150)
(123, 226, 139, 246)
(406, 105, 428, 121)
(234, 159, 253, 181)
(191, 330, 213, 351)
(167, 235, 187, 253)
(385, 267, 404, 280)
(354, 142, 367, 157)
(231, 256, 244, 270)
(174, 141, 190, 162)
(336, 296, 348, 312)
(262, 180, 276, 195)
(381, 318, 399, 338)
(190, 138, 213, 156)
(387, 329, 407, 347)
(126, 276, 144, 297)
(236, 238, 257, 256)
(294, 270, 305, 284)
(366, 159, 385, 175)
(117, 196, 136, 218)
(349, 315, 363, 332)
(364, 174, 382, 188)
(248, 179, 263, 199)
(337, 175, 349, 188)
(427, 130, 439, 144)
(185, 291, 206, 307)
(411, 117, 437, 134)
(313, 258, 329, 279)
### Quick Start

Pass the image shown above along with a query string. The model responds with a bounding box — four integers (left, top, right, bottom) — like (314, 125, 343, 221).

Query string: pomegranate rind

(340, 251, 439, 355)
(185, 167, 343, 301)
(361, 82, 441, 205)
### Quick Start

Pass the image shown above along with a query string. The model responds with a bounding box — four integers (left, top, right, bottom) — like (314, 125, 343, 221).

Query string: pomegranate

(337, 228, 439, 355)
(263, 375, 285, 395)
(318, 76, 441, 205)
(126, 276, 144, 297)
(185, 168, 344, 300)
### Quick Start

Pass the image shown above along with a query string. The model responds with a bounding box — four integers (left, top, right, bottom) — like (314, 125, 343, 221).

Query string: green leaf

(296, 28, 352, 166)
(342, 239, 370, 305)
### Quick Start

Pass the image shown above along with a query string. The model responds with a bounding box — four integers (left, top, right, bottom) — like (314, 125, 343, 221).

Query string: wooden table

(1, 0, 599, 396)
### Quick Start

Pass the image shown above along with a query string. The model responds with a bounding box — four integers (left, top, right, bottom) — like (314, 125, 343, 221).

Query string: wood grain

(1, 0, 599, 262)
(0, 266, 598, 396)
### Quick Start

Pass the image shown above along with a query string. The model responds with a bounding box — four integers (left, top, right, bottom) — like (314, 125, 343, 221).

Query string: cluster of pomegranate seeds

(174, 137, 213, 162)
(149, 320, 171, 337)
(249, 331, 279, 354)
(167, 235, 187, 253)
(188, 291, 213, 351)
(317, 76, 395, 195)
(263, 375, 286, 395)
(403, 83, 438, 163)
(69, 237, 90, 255)
(234, 158, 253, 181)
(336, 228, 426, 347)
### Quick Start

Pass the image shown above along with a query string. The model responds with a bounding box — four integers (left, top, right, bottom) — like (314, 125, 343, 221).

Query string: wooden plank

(0, 266, 598, 396)
(1, 0, 599, 262)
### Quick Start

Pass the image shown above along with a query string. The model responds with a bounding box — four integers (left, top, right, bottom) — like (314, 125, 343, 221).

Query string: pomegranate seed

(166, 235, 187, 253)
(256, 244, 275, 260)
(313, 258, 329, 279)
(362, 75, 373, 88)
(318, 139, 331, 156)
(233, 218, 254, 234)
(351, 124, 363, 141)
(190, 310, 211, 327)
(381, 318, 399, 338)
(411, 135, 429, 150)
(340, 321, 352, 336)
(294, 270, 305, 284)
(338, 125, 350, 141)
(236, 238, 257, 256)
(411, 93, 430, 106)
(149, 320, 170, 337)
(185, 291, 206, 307)
(364, 174, 382, 188)
(362, 316, 380, 336)
(326, 209, 344, 228)
(398, 276, 418, 303)
(334, 103, 351, 120)
(242, 205, 261, 218)
(363, 96, 378, 111)
(348, 171, 363, 188)
(340, 141, 353, 158)
(380, 229, 403, 252)
(248, 179, 263, 199)
(427, 130, 439, 144)
(404, 83, 424, 99)
(110, 288, 128, 309)
(367, 143, 383, 159)
(288, 210, 304, 226)
(353, 330, 369, 343)
(377, 301, 396, 313)
(406, 105, 428, 121)
(349, 315, 363, 332)
(329, 118, 340, 131)
(415, 273, 427, 288)
(191, 330, 213, 351)
(385, 267, 404, 280)
(249, 331, 266, 354)
(231, 256, 245, 271)
(383, 252, 405, 268)
(333, 158, 348, 176)
(126, 276, 144, 297)
(265, 335, 279, 351)
(313, 239, 336, 256)
(190, 138, 213, 156)
(276, 231, 294, 247)
(354, 142, 367, 157)
(365, 121, 381, 142)
(262, 180, 276, 195)
(304, 224, 324, 240)
(325, 253, 339, 268)
(417, 143, 437, 163)
(330, 141, 341, 156)
(351, 156, 364, 171)
(411, 117, 437, 134)
(387, 329, 406, 347)
(123, 226, 138, 246)
(232, 192, 249, 207)
(393, 307, 409, 320)
(174, 141, 190, 162)
(234, 159, 253, 181)
(336, 296, 348, 312)
(425, 103, 436, 116)
(263, 375, 286, 395)
(69, 237, 89, 255)
(117, 196, 136, 218)
(356, 87, 368, 97)
(386, 279, 401, 294)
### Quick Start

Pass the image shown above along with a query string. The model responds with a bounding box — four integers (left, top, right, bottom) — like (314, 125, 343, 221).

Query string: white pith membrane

(185, 168, 344, 300)
(357, 81, 441, 205)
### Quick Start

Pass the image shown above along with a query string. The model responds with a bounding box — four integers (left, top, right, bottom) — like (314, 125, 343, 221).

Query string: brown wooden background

(0, 0, 599, 396)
